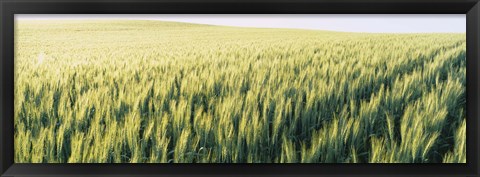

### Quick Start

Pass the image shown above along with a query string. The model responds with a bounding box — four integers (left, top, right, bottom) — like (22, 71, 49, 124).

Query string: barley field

(14, 20, 466, 163)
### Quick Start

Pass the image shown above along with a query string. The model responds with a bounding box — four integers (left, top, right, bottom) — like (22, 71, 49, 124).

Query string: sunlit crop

(14, 20, 466, 163)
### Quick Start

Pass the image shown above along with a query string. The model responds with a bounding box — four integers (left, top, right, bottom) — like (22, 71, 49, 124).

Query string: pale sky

(15, 14, 466, 33)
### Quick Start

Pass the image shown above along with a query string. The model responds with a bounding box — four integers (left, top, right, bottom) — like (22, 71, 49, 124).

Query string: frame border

(1, 0, 479, 176)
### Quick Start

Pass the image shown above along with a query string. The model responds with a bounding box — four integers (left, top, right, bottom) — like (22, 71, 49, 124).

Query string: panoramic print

(14, 14, 466, 163)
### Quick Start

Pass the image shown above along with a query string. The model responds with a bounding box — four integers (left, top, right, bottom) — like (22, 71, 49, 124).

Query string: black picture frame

(1, 0, 479, 176)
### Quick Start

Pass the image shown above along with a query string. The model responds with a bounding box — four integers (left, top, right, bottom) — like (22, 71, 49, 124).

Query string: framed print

(1, 0, 479, 176)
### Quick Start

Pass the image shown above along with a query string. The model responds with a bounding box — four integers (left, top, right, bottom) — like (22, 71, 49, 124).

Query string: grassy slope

(14, 20, 466, 163)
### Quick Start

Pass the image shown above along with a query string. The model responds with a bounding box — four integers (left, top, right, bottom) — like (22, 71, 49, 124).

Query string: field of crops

(14, 20, 466, 163)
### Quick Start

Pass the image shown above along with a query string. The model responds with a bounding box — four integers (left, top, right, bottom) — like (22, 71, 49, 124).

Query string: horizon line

(15, 14, 466, 33)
